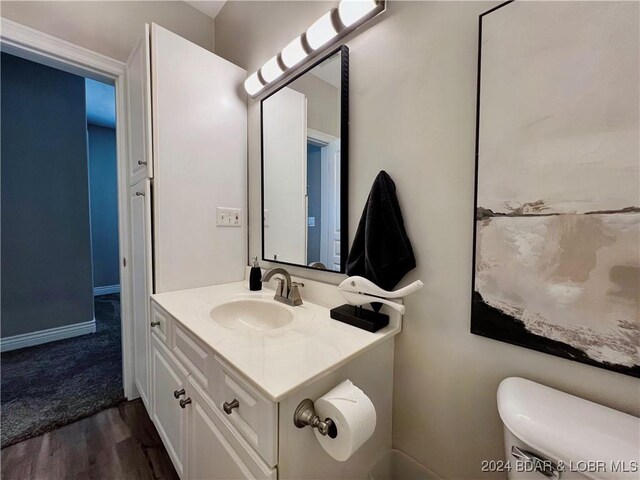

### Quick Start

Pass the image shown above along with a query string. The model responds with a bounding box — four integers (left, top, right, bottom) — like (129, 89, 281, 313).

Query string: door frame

(307, 129, 338, 269)
(0, 18, 136, 399)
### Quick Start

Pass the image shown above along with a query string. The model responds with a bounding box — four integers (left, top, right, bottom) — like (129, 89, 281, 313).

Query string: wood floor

(1, 399, 179, 480)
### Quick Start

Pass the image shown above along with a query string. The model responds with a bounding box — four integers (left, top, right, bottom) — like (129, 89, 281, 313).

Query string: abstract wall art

(472, 1, 639, 377)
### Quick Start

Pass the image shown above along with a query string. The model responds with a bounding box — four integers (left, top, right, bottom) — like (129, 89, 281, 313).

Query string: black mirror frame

(260, 45, 349, 273)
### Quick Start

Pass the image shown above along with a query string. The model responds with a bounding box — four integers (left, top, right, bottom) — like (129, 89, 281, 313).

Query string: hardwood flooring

(1, 399, 178, 480)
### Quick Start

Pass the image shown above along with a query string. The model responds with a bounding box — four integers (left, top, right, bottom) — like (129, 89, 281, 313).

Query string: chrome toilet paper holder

(293, 399, 338, 438)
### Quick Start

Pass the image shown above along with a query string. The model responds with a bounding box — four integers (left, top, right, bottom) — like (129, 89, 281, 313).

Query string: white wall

(0, 1, 215, 61)
(290, 73, 340, 138)
(214, 2, 640, 479)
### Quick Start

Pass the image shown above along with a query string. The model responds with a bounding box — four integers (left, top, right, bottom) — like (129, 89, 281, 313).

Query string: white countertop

(151, 281, 401, 402)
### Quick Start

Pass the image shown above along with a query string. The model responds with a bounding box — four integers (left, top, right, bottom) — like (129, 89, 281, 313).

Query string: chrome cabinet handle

(223, 399, 239, 414)
(511, 446, 560, 480)
(137, 160, 147, 165)
(179, 398, 192, 408)
(150, 321, 160, 327)
(173, 389, 185, 399)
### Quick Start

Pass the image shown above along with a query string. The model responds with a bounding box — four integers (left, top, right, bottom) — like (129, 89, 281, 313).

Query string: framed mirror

(261, 45, 348, 273)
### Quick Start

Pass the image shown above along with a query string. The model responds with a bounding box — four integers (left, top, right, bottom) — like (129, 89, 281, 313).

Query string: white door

(151, 336, 189, 479)
(151, 24, 248, 293)
(186, 378, 277, 480)
(130, 180, 152, 409)
(126, 24, 153, 185)
(320, 139, 341, 270)
(262, 87, 307, 265)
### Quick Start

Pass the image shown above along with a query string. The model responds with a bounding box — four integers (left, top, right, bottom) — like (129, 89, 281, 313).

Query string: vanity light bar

(281, 36, 308, 68)
(261, 55, 285, 83)
(306, 11, 338, 50)
(244, 0, 385, 97)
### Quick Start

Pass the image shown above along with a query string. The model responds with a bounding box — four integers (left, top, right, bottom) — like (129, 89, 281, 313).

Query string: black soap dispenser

(249, 257, 262, 291)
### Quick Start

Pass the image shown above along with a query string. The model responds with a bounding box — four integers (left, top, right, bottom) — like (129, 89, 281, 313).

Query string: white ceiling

(184, 1, 227, 20)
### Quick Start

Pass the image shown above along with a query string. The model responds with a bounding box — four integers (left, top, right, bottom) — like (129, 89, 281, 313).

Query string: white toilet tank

(497, 377, 640, 480)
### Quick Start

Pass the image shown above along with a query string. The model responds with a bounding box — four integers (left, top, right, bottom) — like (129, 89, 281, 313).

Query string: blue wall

(306, 143, 322, 263)
(86, 78, 116, 129)
(1, 53, 94, 338)
(87, 124, 119, 288)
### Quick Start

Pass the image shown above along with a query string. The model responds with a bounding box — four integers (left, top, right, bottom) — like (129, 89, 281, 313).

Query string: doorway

(0, 49, 127, 447)
(306, 131, 341, 271)
(87, 78, 120, 297)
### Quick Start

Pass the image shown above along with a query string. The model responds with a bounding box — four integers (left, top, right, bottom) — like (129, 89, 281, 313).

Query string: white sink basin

(210, 298, 294, 331)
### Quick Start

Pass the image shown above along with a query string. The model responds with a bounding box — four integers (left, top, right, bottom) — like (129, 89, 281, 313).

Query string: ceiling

(184, 1, 227, 19)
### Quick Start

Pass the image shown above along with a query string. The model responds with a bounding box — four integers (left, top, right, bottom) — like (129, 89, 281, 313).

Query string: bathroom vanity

(146, 275, 401, 479)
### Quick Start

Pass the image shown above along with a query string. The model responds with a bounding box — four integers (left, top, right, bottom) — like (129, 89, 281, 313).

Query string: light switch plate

(216, 207, 242, 227)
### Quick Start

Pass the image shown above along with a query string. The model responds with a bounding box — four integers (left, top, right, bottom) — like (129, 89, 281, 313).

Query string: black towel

(346, 171, 416, 311)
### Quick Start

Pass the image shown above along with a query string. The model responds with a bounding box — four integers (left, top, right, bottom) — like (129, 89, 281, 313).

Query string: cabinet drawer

(172, 322, 209, 390)
(210, 356, 278, 467)
(150, 302, 169, 343)
(187, 378, 276, 480)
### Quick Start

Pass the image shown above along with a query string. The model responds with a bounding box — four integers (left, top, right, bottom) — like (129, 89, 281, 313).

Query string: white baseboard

(1, 319, 97, 352)
(94, 284, 120, 296)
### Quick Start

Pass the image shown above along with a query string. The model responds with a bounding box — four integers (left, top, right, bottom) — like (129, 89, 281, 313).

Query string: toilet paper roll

(314, 379, 376, 462)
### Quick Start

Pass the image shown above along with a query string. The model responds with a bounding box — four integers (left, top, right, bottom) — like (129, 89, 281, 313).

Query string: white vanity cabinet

(148, 290, 397, 480)
(150, 301, 277, 480)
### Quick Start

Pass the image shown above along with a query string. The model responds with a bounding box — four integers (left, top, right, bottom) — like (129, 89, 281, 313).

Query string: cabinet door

(152, 336, 188, 479)
(126, 23, 153, 185)
(186, 378, 276, 480)
(130, 180, 152, 409)
(151, 23, 247, 293)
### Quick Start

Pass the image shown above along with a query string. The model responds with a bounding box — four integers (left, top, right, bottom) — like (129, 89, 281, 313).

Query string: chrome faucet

(262, 267, 304, 306)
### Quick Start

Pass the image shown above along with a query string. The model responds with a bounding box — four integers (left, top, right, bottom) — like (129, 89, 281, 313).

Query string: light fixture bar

(261, 55, 285, 83)
(244, 71, 265, 96)
(281, 36, 308, 69)
(245, 0, 385, 97)
(306, 10, 339, 50)
(339, 0, 378, 28)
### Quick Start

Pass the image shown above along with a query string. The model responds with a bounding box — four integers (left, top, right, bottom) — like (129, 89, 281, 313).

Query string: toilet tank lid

(497, 377, 640, 480)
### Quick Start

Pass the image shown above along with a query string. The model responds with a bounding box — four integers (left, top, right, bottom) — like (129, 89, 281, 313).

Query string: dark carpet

(1, 294, 125, 448)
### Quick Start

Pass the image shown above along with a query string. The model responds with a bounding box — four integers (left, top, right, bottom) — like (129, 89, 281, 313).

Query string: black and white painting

(472, 1, 639, 377)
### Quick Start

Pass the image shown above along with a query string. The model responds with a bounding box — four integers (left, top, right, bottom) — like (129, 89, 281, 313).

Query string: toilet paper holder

(293, 399, 338, 438)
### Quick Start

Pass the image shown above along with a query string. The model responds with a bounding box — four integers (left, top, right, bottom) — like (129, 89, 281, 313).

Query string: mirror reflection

(262, 47, 347, 272)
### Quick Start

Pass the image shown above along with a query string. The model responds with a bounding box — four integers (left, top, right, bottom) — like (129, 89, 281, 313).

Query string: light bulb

(306, 11, 338, 50)
(244, 72, 264, 96)
(261, 55, 284, 83)
(338, 0, 377, 27)
(281, 36, 307, 68)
